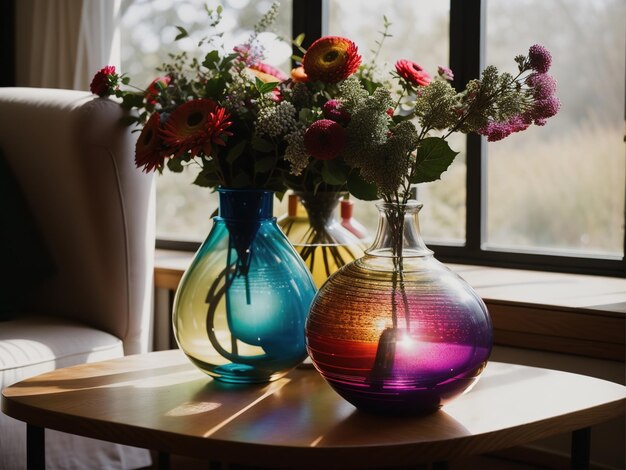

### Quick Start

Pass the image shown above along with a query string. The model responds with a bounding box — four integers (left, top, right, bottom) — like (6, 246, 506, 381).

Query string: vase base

(187, 357, 288, 384)
(326, 373, 483, 416)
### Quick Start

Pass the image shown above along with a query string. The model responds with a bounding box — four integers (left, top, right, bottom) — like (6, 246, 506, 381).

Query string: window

(121, 0, 625, 276)
(121, 0, 293, 242)
(485, 0, 625, 258)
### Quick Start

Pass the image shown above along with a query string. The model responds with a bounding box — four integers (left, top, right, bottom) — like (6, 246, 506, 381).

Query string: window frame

(158, 0, 626, 278)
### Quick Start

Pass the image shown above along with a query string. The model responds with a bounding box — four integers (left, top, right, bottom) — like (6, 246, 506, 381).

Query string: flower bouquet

(90, 4, 321, 383)
(91, 2, 560, 397)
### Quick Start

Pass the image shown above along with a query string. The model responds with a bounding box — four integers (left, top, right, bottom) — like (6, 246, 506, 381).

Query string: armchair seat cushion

(0, 315, 150, 470)
(0, 314, 124, 388)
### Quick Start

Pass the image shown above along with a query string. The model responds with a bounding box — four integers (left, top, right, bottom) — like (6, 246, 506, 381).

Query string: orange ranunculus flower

(135, 112, 165, 172)
(302, 36, 361, 83)
(161, 99, 233, 158)
(145, 76, 171, 105)
(395, 60, 432, 87)
(290, 66, 308, 83)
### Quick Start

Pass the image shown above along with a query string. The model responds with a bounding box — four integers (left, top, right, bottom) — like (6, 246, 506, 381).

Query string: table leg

(26, 424, 45, 470)
(571, 427, 591, 470)
(157, 451, 170, 469)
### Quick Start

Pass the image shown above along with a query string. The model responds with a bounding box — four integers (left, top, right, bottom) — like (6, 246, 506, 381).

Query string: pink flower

(90, 65, 117, 97)
(526, 73, 557, 100)
(528, 44, 552, 74)
(395, 60, 432, 87)
(478, 122, 512, 142)
(145, 76, 171, 105)
(532, 96, 561, 119)
(304, 119, 346, 160)
(437, 65, 454, 81)
(322, 99, 351, 124)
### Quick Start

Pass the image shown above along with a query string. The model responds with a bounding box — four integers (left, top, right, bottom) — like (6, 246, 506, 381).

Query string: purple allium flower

(526, 73, 557, 100)
(534, 118, 548, 126)
(437, 65, 454, 81)
(528, 44, 552, 73)
(533, 95, 561, 119)
(322, 99, 351, 124)
(507, 115, 530, 133)
(478, 121, 512, 142)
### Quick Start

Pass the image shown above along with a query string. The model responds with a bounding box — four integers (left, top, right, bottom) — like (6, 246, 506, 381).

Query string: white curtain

(16, 0, 121, 90)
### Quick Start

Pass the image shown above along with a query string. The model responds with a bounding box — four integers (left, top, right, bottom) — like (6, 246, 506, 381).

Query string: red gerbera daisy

(395, 60, 432, 87)
(161, 99, 233, 158)
(145, 76, 171, 105)
(135, 113, 165, 172)
(304, 119, 346, 160)
(302, 36, 361, 83)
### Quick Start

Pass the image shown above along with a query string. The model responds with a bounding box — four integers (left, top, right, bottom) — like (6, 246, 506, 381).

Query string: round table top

(2, 349, 625, 468)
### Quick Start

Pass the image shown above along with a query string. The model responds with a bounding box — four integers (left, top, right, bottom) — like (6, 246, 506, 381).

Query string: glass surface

(278, 192, 366, 287)
(485, 0, 625, 256)
(172, 189, 317, 383)
(327, 0, 464, 244)
(120, 0, 293, 241)
(306, 202, 492, 415)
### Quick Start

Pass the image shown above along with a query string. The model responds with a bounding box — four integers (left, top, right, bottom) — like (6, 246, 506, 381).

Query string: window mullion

(292, 0, 324, 67)
(449, 0, 485, 253)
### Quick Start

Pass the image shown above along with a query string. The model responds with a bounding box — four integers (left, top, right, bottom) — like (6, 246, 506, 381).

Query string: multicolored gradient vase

(305, 200, 493, 414)
(173, 188, 317, 384)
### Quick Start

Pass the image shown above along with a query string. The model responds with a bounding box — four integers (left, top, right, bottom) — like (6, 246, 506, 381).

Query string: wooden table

(2, 350, 625, 470)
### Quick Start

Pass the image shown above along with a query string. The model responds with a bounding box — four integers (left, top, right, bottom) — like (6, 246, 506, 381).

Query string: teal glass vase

(172, 188, 317, 384)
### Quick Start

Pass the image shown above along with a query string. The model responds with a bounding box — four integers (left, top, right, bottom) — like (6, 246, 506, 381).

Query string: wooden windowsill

(154, 249, 626, 361)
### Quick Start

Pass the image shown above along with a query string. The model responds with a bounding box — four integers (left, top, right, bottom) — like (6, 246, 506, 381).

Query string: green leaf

(251, 135, 274, 153)
(254, 77, 279, 95)
(293, 33, 305, 47)
(231, 173, 252, 188)
(255, 155, 276, 173)
(118, 115, 140, 127)
(220, 53, 239, 69)
(202, 50, 221, 70)
(347, 172, 379, 201)
(192, 171, 218, 188)
(226, 140, 247, 164)
(167, 157, 184, 173)
(174, 26, 189, 41)
(121, 76, 130, 85)
(321, 159, 349, 186)
(410, 137, 459, 184)
(121, 92, 144, 109)
(205, 76, 226, 97)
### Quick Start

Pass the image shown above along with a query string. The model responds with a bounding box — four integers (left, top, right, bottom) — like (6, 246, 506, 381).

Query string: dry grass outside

(487, 123, 624, 255)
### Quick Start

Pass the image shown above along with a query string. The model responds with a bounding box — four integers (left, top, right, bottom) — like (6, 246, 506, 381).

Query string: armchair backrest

(0, 87, 155, 355)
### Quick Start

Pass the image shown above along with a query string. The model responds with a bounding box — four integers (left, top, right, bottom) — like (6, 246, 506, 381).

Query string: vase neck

(218, 188, 274, 221)
(366, 201, 432, 258)
(296, 191, 342, 230)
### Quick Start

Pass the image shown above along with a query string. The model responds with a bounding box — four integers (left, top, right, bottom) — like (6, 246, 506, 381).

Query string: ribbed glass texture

(278, 192, 366, 288)
(306, 201, 492, 414)
(173, 189, 317, 384)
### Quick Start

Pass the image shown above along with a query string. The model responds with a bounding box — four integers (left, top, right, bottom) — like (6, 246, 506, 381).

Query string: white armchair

(0, 87, 155, 469)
